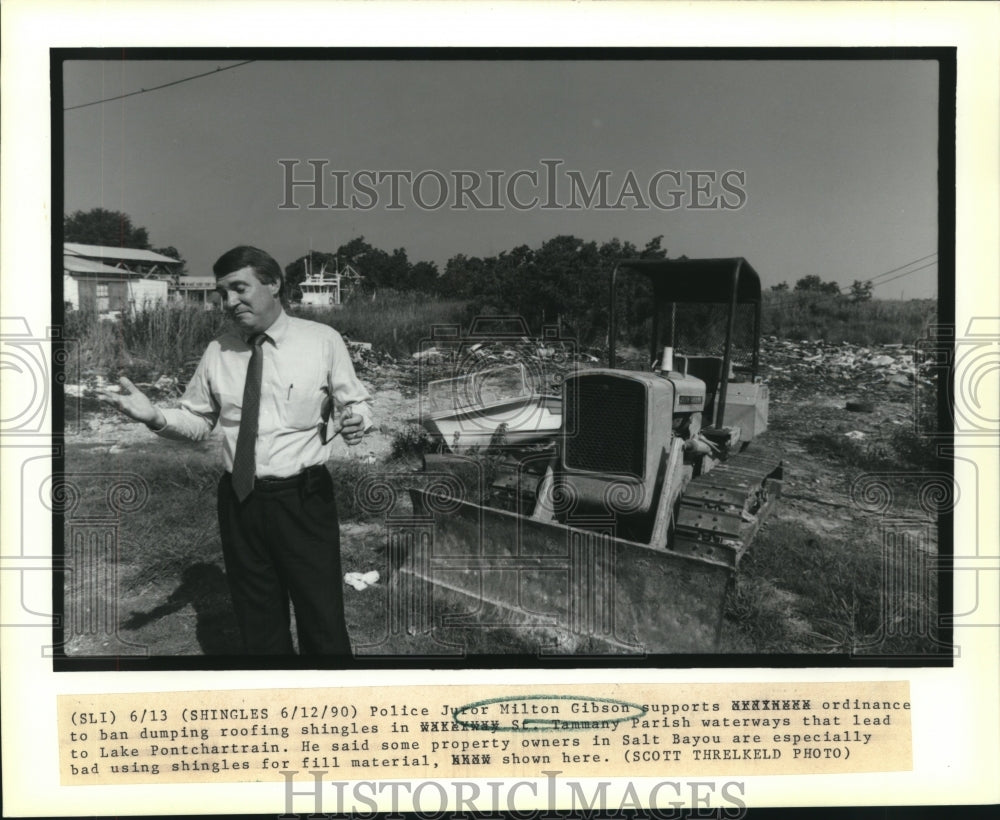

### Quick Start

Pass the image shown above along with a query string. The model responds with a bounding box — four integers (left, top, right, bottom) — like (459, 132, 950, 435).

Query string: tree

(599, 236, 661, 346)
(770, 282, 789, 292)
(849, 279, 873, 303)
(439, 234, 669, 343)
(64, 208, 151, 249)
(794, 274, 841, 296)
(408, 260, 440, 292)
(639, 235, 669, 259)
(333, 237, 407, 292)
(439, 253, 485, 299)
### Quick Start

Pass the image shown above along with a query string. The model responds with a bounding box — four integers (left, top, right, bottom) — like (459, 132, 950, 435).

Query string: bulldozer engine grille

(564, 375, 646, 476)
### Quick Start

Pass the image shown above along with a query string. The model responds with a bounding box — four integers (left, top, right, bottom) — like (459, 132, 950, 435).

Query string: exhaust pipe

(659, 345, 674, 374)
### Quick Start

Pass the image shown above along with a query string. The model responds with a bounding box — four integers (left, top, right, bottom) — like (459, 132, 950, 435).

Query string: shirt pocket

(279, 356, 324, 430)
(283, 396, 320, 430)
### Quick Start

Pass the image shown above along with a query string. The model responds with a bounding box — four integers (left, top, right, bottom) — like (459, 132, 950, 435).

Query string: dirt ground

(60, 338, 942, 659)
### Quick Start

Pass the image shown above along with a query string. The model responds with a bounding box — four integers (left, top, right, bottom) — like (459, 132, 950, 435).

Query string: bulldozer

(402, 258, 782, 653)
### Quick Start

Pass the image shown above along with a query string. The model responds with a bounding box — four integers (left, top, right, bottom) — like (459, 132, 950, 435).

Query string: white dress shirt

(155, 310, 373, 478)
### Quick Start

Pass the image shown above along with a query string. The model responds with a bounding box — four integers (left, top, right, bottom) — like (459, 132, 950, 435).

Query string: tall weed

(64, 291, 936, 378)
(292, 290, 470, 357)
(762, 291, 936, 345)
(65, 295, 470, 378)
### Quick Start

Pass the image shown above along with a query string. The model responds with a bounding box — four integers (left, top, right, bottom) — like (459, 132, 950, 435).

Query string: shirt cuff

(347, 402, 375, 434)
(147, 414, 168, 434)
(153, 407, 213, 442)
(150, 409, 177, 437)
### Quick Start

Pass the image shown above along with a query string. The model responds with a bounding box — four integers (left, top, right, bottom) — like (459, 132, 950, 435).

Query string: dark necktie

(232, 333, 267, 502)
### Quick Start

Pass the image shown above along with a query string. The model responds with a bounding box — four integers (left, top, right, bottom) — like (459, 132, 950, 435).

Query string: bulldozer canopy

(619, 257, 762, 304)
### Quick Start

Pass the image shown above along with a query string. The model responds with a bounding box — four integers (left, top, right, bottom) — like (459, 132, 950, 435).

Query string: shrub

(388, 425, 438, 461)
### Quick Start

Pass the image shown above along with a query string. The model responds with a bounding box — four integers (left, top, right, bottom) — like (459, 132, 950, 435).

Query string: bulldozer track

(672, 448, 784, 569)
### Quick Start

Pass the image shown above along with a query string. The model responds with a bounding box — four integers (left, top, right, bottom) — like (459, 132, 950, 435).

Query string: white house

(63, 247, 176, 314)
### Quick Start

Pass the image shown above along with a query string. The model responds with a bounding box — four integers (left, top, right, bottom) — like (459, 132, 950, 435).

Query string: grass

(60, 441, 235, 656)
(566, 291, 937, 350)
(802, 410, 940, 476)
(290, 290, 470, 358)
(65, 305, 229, 381)
(722, 371, 944, 656)
(64, 433, 944, 657)
(727, 519, 941, 656)
(802, 431, 889, 468)
(61, 438, 534, 657)
(60, 440, 427, 656)
(65, 293, 470, 381)
(761, 291, 937, 345)
(330, 453, 420, 522)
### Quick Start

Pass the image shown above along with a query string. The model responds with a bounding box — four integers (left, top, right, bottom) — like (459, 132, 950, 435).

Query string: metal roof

(63, 255, 141, 276)
(64, 243, 181, 265)
(618, 257, 762, 304)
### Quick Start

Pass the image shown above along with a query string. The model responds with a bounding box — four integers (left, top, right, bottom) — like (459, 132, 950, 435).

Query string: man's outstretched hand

(97, 376, 166, 429)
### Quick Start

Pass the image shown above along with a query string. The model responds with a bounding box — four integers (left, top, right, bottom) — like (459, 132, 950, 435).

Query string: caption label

(58, 682, 911, 784)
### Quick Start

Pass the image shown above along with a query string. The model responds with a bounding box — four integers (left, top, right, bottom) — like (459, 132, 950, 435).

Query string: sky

(61, 56, 940, 298)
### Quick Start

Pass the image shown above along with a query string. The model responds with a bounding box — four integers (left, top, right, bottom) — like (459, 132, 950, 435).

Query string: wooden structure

(63, 243, 182, 315)
(63, 254, 168, 314)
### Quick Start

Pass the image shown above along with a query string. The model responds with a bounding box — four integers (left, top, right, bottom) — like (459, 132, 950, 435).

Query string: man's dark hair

(213, 246, 284, 298)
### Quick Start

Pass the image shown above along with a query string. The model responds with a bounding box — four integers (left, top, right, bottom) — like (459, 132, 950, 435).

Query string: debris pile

(345, 340, 396, 371)
(410, 339, 599, 366)
(66, 334, 938, 431)
(759, 337, 935, 400)
(405, 339, 602, 393)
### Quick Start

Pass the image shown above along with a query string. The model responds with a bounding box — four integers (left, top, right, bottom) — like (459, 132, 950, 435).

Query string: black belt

(230, 465, 328, 493)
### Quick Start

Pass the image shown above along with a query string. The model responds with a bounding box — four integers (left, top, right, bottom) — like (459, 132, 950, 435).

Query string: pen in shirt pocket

(287, 384, 293, 400)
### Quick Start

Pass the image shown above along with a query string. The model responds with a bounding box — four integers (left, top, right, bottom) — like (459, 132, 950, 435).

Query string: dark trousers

(217, 467, 352, 656)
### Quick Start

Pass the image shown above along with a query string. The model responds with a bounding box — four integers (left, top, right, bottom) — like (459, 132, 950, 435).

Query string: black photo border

(50, 46, 956, 673)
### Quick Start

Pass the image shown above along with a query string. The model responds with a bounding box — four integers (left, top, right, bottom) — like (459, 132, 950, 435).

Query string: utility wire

(766, 252, 937, 306)
(868, 259, 938, 289)
(64, 61, 256, 111)
(864, 252, 937, 285)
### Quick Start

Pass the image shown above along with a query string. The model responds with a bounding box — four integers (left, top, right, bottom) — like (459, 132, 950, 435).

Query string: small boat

(420, 364, 562, 450)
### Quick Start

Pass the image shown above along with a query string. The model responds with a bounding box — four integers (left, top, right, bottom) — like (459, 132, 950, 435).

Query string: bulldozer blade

(402, 489, 737, 654)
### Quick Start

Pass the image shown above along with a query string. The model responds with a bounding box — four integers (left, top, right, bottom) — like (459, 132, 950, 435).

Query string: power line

(64, 61, 256, 112)
(865, 252, 937, 285)
(766, 252, 938, 306)
(869, 259, 937, 289)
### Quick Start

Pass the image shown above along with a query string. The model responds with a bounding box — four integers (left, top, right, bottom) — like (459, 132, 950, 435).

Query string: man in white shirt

(99, 246, 372, 656)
